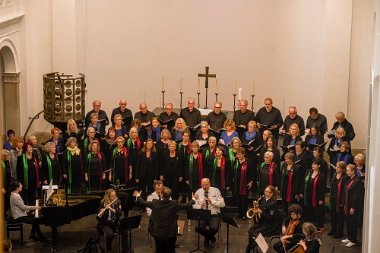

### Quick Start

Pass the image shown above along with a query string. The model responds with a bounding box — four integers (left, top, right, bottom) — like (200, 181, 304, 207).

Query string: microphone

(204, 190, 209, 210)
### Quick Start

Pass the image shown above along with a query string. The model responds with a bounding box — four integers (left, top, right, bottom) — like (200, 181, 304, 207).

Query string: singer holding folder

(193, 178, 225, 247)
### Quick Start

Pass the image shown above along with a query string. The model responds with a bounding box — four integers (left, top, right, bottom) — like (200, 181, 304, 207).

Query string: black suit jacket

(137, 197, 194, 237)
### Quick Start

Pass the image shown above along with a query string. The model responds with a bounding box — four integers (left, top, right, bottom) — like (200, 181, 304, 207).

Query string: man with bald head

(134, 102, 155, 127)
(282, 106, 305, 136)
(111, 99, 133, 130)
(233, 99, 255, 137)
(85, 99, 109, 134)
(193, 178, 225, 247)
(330, 112, 356, 141)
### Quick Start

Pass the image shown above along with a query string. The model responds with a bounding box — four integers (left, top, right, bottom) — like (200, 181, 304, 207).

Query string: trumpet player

(245, 185, 278, 253)
(273, 204, 304, 253)
(97, 189, 122, 253)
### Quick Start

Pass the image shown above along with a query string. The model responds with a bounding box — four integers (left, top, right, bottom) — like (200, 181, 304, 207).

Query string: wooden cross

(198, 66, 216, 108)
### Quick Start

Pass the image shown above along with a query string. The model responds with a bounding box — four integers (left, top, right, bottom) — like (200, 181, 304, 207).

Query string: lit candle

(215, 79, 219, 93)
(161, 76, 165, 91)
(180, 78, 183, 92)
(252, 80, 256, 95)
(197, 78, 200, 93)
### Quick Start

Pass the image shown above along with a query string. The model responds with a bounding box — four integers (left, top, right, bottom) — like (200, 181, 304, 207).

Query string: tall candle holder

(215, 92, 218, 103)
(179, 91, 183, 110)
(161, 90, 165, 111)
(233, 93, 237, 112)
(251, 94, 255, 112)
(197, 92, 201, 108)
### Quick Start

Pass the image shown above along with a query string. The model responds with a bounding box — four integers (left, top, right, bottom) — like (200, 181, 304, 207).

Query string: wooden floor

(7, 209, 362, 253)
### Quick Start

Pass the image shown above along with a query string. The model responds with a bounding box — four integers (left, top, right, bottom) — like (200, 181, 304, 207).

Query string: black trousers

(346, 213, 358, 243)
(236, 194, 248, 218)
(99, 225, 115, 251)
(331, 207, 344, 236)
(15, 215, 44, 238)
(196, 215, 220, 242)
(154, 236, 176, 253)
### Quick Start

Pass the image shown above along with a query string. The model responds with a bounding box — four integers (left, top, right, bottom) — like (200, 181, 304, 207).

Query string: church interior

(1, 0, 380, 252)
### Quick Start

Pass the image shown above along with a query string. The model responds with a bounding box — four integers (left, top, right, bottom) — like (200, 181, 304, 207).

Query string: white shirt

(193, 187, 225, 215)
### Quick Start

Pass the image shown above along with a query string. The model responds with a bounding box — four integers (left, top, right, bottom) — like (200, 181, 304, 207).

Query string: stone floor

(6, 209, 362, 253)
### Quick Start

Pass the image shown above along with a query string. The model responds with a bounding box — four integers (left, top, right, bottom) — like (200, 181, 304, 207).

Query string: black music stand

(118, 215, 142, 253)
(187, 209, 211, 253)
(218, 212, 239, 253)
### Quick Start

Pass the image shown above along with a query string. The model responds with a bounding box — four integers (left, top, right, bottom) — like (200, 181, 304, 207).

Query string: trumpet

(246, 195, 264, 223)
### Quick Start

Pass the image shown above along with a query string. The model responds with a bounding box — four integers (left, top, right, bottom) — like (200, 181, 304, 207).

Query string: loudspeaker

(43, 72, 86, 131)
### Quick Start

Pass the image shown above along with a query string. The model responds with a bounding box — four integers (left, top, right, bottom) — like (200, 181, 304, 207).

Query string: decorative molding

(0, 0, 11, 7)
(2, 72, 20, 84)
(0, 13, 24, 29)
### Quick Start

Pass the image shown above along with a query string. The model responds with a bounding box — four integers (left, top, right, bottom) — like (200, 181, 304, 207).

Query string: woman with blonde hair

(97, 189, 122, 253)
(85, 140, 106, 192)
(63, 137, 83, 194)
(63, 118, 82, 144)
(219, 119, 239, 146)
(171, 118, 187, 141)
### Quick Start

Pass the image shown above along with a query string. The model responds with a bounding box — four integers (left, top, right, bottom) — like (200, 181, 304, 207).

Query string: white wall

(13, 0, 371, 149)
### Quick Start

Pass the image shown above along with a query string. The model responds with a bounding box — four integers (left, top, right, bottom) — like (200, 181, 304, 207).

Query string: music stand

(187, 209, 211, 253)
(118, 215, 142, 253)
(218, 212, 239, 253)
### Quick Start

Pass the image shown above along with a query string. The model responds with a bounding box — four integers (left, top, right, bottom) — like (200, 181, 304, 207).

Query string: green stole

(46, 154, 53, 183)
(22, 154, 29, 189)
(228, 148, 235, 168)
(303, 171, 311, 205)
(66, 152, 73, 193)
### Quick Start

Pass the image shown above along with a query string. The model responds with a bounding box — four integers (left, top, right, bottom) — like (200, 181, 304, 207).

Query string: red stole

(197, 153, 204, 187)
(34, 157, 41, 188)
(336, 175, 343, 212)
(239, 161, 248, 195)
(268, 162, 275, 186)
(286, 166, 294, 203)
(344, 177, 355, 215)
(312, 173, 320, 207)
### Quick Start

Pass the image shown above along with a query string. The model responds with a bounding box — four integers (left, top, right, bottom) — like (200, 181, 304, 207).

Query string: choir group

(2, 96, 365, 251)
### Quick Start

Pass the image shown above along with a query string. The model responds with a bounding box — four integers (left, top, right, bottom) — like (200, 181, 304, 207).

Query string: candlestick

(251, 94, 255, 111)
(162, 90, 165, 111)
(161, 76, 165, 91)
(179, 91, 183, 110)
(215, 92, 218, 102)
(197, 92, 201, 109)
(233, 94, 237, 112)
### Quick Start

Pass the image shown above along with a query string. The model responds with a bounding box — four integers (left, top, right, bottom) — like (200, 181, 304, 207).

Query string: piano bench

(6, 222, 24, 246)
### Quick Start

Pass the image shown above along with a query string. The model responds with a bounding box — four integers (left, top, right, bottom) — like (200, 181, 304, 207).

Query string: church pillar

(2, 72, 21, 136)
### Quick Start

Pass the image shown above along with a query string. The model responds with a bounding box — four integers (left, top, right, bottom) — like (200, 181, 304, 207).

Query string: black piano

(41, 194, 101, 252)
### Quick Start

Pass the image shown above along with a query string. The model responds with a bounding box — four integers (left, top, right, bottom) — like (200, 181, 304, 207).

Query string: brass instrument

(246, 195, 263, 223)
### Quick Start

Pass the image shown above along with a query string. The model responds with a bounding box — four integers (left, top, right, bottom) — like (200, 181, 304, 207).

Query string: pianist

(9, 180, 48, 242)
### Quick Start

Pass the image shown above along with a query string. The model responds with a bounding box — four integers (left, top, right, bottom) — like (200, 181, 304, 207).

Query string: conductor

(134, 186, 195, 253)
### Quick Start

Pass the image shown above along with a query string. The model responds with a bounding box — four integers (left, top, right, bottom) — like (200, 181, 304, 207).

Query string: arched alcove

(0, 39, 21, 136)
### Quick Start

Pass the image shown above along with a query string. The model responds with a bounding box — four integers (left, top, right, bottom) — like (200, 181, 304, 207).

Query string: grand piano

(41, 193, 102, 252)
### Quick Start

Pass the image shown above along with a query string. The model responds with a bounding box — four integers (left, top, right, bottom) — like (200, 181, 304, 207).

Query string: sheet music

(255, 233, 269, 253)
